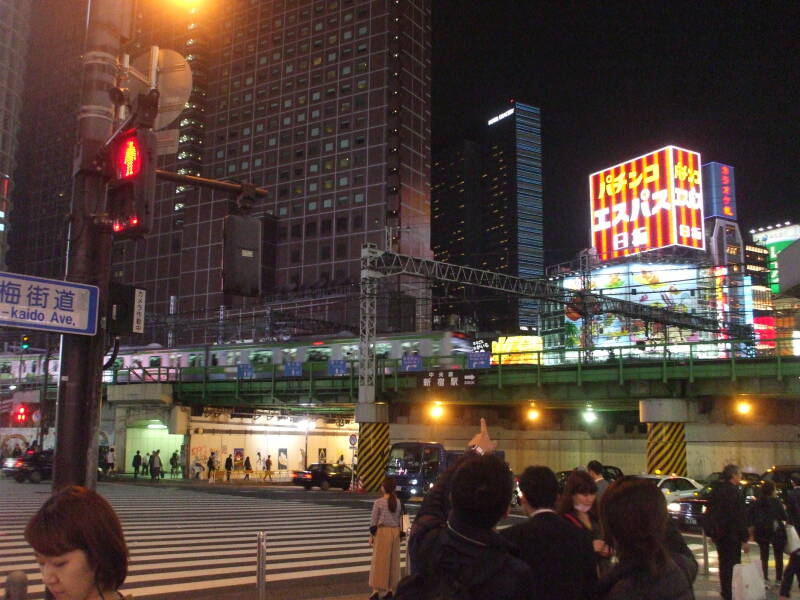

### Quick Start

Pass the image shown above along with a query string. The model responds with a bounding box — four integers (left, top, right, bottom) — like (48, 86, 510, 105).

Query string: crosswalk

(0, 480, 404, 599)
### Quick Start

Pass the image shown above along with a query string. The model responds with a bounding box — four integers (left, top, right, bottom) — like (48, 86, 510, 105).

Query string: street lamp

(582, 404, 597, 424)
(296, 418, 316, 469)
(429, 402, 444, 420)
(526, 402, 540, 422)
(735, 400, 752, 416)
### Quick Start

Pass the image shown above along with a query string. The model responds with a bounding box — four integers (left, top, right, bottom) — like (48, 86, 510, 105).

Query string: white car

(638, 474, 704, 500)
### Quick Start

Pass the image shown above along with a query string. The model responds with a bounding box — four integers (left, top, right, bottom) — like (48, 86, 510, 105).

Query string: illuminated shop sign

(589, 146, 705, 261)
(702, 162, 736, 220)
(487, 108, 514, 126)
(491, 335, 542, 364)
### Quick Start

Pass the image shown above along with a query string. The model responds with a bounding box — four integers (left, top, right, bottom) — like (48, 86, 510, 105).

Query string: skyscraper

(11, 0, 432, 343)
(0, 0, 33, 271)
(431, 100, 543, 332)
(7, 0, 84, 279)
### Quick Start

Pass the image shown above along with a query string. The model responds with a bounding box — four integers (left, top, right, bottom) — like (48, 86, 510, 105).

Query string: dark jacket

(749, 495, 789, 542)
(706, 480, 748, 544)
(598, 552, 697, 600)
(225, 456, 233, 471)
(132, 454, 141, 468)
(787, 487, 800, 528)
(501, 510, 597, 600)
(407, 452, 534, 600)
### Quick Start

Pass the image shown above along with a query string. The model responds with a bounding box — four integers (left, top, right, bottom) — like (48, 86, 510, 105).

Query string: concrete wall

(391, 422, 800, 479)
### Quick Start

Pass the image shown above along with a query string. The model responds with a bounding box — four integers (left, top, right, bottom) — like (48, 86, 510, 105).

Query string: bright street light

(582, 405, 597, 424)
(735, 400, 752, 416)
(429, 402, 444, 419)
(527, 402, 540, 421)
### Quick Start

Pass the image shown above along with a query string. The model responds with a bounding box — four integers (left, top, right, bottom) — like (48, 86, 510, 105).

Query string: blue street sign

(237, 364, 253, 379)
(400, 354, 424, 372)
(284, 362, 303, 377)
(467, 351, 491, 369)
(0, 271, 99, 336)
(327, 360, 348, 376)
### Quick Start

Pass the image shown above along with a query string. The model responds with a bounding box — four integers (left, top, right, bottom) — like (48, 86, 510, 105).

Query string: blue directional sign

(284, 362, 303, 377)
(327, 360, 348, 376)
(237, 364, 253, 379)
(0, 271, 99, 336)
(467, 351, 492, 369)
(400, 354, 424, 372)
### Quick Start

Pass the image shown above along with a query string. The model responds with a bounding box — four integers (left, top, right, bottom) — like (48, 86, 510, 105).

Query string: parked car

(292, 463, 352, 490)
(667, 480, 761, 533)
(636, 474, 704, 500)
(703, 471, 760, 485)
(555, 465, 624, 493)
(760, 465, 800, 501)
(2, 449, 53, 483)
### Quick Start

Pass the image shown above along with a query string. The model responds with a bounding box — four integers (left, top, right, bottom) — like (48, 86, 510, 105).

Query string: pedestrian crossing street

(0, 480, 405, 599)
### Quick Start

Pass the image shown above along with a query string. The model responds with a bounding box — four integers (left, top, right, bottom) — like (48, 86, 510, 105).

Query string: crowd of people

(129, 449, 181, 480)
(367, 418, 800, 600)
(195, 451, 275, 482)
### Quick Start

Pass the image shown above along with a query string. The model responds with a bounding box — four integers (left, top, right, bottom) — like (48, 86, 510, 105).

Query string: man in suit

(706, 464, 749, 600)
(587, 460, 609, 501)
(500, 466, 597, 600)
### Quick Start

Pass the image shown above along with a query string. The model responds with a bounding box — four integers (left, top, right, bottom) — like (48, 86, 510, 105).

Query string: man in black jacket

(402, 419, 533, 600)
(500, 466, 597, 600)
(707, 464, 750, 600)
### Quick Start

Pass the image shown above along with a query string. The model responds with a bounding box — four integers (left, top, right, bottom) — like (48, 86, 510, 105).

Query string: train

(0, 330, 474, 385)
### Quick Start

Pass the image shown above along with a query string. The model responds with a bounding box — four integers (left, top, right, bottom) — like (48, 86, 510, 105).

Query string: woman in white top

(369, 476, 403, 600)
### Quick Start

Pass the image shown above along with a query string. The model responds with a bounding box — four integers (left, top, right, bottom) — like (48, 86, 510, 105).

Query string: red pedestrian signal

(116, 135, 142, 180)
(15, 405, 27, 425)
(107, 128, 157, 239)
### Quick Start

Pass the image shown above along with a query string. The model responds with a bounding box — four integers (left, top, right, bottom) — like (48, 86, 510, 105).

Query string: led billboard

(752, 224, 800, 294)
(702, 162, 736, 220)
(590, 146, 705, 261)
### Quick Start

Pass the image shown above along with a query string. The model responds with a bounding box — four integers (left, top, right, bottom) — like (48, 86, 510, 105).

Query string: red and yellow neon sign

(589, 146, 705, 262)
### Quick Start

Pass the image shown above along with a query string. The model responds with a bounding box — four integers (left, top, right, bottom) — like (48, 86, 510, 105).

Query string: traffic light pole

(53, 0, 128, 491)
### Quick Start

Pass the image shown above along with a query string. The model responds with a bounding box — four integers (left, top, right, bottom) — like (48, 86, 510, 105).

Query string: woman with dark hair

(558, 470, 611, 568)
(368, 476, 403, 600)
(750, 481, 789, 584)
(598, 477, 696, 599)
(25, 486, 130, 600)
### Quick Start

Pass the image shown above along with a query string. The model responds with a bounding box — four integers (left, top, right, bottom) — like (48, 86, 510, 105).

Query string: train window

(0, 362, 11, 374)
(188, 354, 202, 367)
(431, 342, 440, 356)
(342, 344, 358, 360)
(169, 354, 182, 367)
(112, 358, 124, 370)
(307, 347, 331, 361)
(250, 351, 272, 366)
(400, 341, 419, 355)
(226, 352, 240, 366)
(375, 343, 390, 359)
(281, 348, 297, 362)
(30, 361, 37, 373)
(149, 356, 162, 367)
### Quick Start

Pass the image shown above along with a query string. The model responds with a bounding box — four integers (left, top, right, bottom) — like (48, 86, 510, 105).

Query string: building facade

(0, 0, 32, 271)
(431, 100, 543, 332)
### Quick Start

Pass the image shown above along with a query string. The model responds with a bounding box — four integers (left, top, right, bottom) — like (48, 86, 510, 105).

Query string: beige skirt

(369, 526, 401, 592)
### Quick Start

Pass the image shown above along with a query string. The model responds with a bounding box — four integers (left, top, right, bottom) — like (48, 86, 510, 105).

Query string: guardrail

(257, 530, 267, 600)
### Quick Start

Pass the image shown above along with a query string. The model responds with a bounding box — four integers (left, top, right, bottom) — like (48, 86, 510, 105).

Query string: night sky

(431, 1, 800, 264)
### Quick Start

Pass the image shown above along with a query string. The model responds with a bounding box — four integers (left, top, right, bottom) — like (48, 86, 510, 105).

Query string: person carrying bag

(732, 555, 766, 600)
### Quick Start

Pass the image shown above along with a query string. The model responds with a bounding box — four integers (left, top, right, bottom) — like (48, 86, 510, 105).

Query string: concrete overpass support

(640, 398, 690, 476)
(355, 403, 389, 492)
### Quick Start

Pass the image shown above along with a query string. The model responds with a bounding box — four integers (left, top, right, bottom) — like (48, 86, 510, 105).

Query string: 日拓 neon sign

(487, 108, 514, 125)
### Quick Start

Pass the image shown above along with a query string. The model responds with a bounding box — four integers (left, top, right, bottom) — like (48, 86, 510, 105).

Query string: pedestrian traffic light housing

(20, 335, 30, 350)
(14, 405, 29, 425)
(108, 127, 157, 239)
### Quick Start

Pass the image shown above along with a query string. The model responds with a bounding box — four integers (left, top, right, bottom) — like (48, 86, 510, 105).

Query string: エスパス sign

(590, 146, 704, 262)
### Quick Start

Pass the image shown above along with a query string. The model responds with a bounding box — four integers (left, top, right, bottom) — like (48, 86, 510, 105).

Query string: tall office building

(431, 100, 543, 332)
(0, 0, 32, 271)
(10, 0, 432, 343)
(7, 0, 84, 279)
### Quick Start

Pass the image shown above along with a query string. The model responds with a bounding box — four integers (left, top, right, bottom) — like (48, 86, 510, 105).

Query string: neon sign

(487, 108, 514, 126)
(589, 146, 705, 261)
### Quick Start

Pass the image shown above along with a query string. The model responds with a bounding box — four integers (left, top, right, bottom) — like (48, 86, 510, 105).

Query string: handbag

(785, 523, 800, 555)
(732, 558, 765, 600)
(402, 513, 411, 534)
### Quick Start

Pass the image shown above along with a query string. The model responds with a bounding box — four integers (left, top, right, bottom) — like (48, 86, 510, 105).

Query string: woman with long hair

(558, 470, 611, 568)
(598, 477, 696, 599)
(25, 486, 131, 600)
(368, 476, 403, 600)
(750, 481, 789, 584)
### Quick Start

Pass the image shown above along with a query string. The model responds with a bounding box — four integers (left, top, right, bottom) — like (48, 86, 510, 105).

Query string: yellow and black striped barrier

(646, 422, 687, 476)
(356, 422, 390, 492)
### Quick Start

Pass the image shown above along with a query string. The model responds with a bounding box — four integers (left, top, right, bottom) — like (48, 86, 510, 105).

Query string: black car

(667, 480, 761, 533)
(555, 465, 624, 493)
(2, 449, 53, 483)
(292, 463, 353, 490)
(760, 465, 800, 501)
